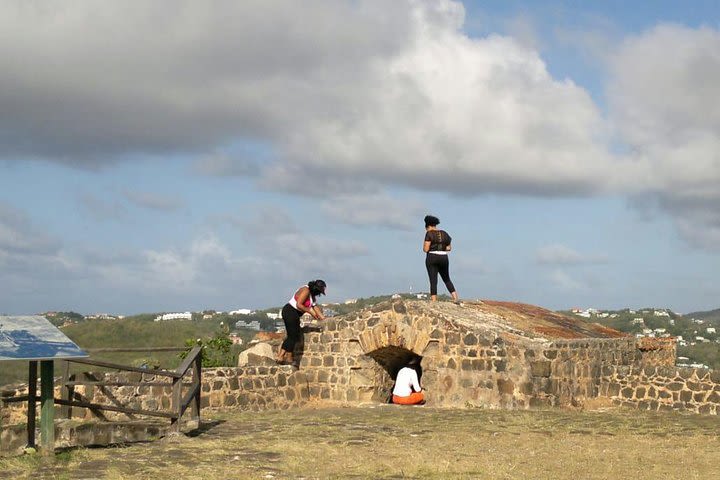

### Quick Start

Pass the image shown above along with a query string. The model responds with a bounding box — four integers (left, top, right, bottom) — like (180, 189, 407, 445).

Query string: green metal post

(39, 360, 55, 455)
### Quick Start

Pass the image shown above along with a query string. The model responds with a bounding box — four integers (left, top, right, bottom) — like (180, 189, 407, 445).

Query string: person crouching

(392, 356, 425, 405)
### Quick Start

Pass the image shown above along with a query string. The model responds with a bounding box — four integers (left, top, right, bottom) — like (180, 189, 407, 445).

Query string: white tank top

(288, 286, 316, 310)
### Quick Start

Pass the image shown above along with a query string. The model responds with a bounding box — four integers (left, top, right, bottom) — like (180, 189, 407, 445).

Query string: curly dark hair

(308, 279, 327, 297)
(424, 215, 440, 228)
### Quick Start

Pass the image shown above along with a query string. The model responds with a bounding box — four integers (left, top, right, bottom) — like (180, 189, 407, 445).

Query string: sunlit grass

(2, 405, 719, 479)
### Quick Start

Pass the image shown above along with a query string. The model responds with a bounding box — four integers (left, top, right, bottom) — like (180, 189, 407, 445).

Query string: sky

(1, 0, 720, 315)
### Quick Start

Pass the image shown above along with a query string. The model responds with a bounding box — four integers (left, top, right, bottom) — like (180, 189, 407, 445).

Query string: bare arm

(311, 305, 325, 321)
(410, 369, 422, 392)
(423, 240, 431, 253)
(294, 287, 318, 318)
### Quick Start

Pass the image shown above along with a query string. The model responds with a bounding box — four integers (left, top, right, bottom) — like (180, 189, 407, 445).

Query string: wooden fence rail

(60, 345, 203, 433)
(2, 346, 204, 448)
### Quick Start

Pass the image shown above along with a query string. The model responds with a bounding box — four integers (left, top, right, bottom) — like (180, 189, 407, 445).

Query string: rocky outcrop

(237, 342, 276, 367)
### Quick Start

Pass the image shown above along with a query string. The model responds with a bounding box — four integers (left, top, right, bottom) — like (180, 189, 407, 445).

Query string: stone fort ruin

(3, 299, 720, 453)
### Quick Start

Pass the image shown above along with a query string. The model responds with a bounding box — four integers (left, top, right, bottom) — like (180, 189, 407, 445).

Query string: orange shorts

(392, 391, 425, 405)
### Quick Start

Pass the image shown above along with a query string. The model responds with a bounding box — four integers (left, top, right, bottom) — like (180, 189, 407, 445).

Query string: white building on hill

(154, 312, 192, 321)
(235, 319, 261, 331)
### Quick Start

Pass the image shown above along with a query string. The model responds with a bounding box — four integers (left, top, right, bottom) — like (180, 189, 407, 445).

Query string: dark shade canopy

(0, 315, 87, 361)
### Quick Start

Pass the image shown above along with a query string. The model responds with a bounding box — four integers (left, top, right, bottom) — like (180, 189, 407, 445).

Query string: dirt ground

(1, 404, 719, 479)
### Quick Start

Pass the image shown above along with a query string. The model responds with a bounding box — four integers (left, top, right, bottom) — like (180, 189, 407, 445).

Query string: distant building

(154, 312, 192, 321)
(344, 298, 358, 304)
(266, 312, 280, 320)
(228, 333, 244, 345)
(707, 327, 716, 334)
(235, 319, 261, 331)
(631, 318, 645, 325)
(230, 309, 254, 315)
(653, 310, 670, 317)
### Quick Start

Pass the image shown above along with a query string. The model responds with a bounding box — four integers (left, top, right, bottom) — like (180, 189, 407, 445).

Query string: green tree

(181, 323, 234, 367)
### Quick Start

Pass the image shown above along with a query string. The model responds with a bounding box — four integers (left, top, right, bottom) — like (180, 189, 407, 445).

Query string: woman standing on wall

(277, 279, 327, 365)
(423, 215, 458, 302)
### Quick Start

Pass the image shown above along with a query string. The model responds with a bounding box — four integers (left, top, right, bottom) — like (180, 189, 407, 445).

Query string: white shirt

(393, 367, 421, 397)
(288, 286, 316, 310)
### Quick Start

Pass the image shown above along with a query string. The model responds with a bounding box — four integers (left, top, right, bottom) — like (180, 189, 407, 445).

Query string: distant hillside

(563, 307, 720, 370)
(0, 315, 256, 387)
(684, 308, 720, 324)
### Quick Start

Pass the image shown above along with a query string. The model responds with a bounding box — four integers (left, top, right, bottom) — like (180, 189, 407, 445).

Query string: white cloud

(321, 193, 423, 230)
(192, 152, 261, 177)
(0, 0, 616, 196)
(535, 244, 609, 266)
(0, 203, 61, 255)
(1, 2, 719, 250)
(608, 24, 720, 249)
(547, 269, 584, 291)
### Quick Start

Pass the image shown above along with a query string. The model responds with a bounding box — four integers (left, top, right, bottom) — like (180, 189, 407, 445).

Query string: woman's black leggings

(425, 254, 455, 296)
(281, 303, 303, 352)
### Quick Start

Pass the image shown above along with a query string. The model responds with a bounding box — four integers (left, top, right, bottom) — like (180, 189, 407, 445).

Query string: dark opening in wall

(366, 346, 423, 402)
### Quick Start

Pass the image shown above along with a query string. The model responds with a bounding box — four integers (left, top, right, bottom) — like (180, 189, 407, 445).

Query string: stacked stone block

(600, 365, 720, 414)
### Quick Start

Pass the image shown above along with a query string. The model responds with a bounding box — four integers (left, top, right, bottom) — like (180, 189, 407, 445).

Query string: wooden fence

(3, 346, 203, 449)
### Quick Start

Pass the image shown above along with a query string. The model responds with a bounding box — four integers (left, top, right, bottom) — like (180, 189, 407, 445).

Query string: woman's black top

(425, 230, 452, 252)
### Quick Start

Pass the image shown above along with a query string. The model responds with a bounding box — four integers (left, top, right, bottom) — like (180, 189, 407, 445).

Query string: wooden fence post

(60, 360, 72, 419)
(171, 377, 181, 433)
(39, 360, 55, 455)
(27, 361, 38, 449)
(192, 353, 202, 423)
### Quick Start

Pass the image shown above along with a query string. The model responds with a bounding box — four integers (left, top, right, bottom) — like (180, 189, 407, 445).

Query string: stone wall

(599, 365, 720, 414)
(287, 301, 677, 410)
(4, 297, 714, 448)
(2, 364, 311, 426)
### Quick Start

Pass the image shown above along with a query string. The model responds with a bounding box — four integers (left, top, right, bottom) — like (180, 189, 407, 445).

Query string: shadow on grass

(186, 419, 226, 437)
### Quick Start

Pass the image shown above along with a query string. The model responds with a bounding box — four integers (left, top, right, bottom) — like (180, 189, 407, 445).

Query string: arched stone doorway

(350, 322, 432, 403)
(366, 345, 422, 402)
